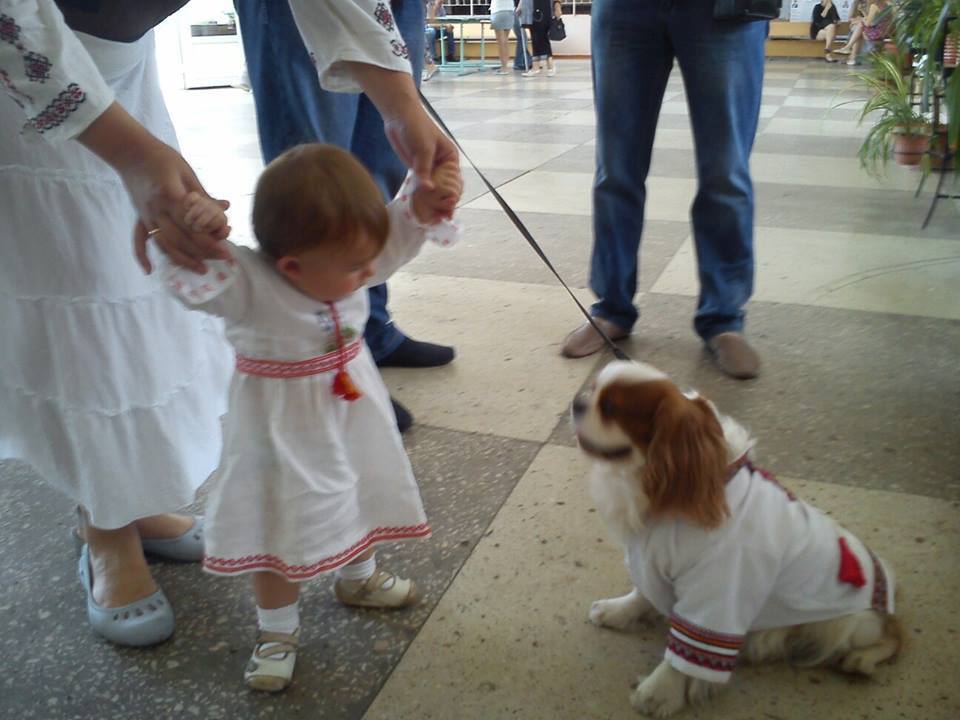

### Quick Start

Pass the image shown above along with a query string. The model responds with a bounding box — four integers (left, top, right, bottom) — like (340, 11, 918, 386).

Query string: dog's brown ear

(641, 394, 729, 528)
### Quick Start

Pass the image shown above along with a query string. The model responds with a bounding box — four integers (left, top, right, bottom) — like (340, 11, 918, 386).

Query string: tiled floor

(2, 59, 959, 720)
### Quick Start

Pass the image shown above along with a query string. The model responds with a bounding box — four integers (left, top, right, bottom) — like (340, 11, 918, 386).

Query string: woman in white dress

(0, 0, 456, 647)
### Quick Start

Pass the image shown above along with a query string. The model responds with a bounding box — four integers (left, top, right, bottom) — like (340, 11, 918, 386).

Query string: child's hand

(182, 191, 231, 239)
(411, 161, 463, 225)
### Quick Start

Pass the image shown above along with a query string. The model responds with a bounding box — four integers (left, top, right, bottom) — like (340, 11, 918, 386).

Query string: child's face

(276, 233, 381, 302)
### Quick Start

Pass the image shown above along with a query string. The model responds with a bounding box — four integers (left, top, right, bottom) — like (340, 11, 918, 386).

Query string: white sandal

(334, 569, 419, 609)
(244, 628, 299, 692)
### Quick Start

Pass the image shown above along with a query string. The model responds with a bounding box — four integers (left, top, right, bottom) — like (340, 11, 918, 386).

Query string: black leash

(419, 90, 630, 361)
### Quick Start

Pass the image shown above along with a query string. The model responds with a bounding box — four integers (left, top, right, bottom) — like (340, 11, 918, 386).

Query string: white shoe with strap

(335, 568, 419, 609)
(244, 628, 299, 692)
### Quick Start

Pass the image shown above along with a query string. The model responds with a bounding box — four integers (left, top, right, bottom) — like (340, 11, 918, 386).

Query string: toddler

(151, 144, 462, 691)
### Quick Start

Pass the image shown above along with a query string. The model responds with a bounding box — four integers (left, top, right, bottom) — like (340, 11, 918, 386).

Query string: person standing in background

(519, 0, 559, 77)
(490, 0, 516, 75)
(562, 0, 766, 380)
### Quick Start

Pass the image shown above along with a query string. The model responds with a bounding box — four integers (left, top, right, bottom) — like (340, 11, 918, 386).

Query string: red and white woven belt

(235, 341, 362, 379)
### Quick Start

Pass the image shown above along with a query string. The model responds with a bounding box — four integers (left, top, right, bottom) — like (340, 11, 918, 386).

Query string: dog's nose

(571, 395, 587, 419)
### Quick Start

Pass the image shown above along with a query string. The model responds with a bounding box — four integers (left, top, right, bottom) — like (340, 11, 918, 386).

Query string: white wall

(554, 15, 591, 56)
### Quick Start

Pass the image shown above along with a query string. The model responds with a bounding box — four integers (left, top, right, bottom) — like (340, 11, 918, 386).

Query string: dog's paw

(629, 664, 687, 718)
(588, 590, 651, 630)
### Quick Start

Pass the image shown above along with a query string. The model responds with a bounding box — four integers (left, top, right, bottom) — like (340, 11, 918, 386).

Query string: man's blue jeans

(513, 13, 531, 70)
(590, 0, 766, 340)
(234, 0, 425, 360)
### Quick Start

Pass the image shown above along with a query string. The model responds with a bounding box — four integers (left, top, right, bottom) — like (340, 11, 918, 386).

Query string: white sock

(256, 602, 300, 636)
(337, 554, 376, 582)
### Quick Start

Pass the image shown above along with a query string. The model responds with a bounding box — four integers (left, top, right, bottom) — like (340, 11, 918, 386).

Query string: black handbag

(714, 0, 782, 21)
(549, 17, 567, 41)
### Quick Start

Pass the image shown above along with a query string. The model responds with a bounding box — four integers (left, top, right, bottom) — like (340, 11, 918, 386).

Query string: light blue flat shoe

(78, 544, 174, 647)
(140, 516, 205, 563)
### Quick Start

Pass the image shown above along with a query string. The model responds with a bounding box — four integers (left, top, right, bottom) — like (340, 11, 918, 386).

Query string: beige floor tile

(763, 117, 868, 138)
(659, 101, 781, 119)
(795, 76, 863, 89)
(464, 171, 696, 221)
(547, 109, 598, 126)
(749, 153, 920, 191)
(652, 227, 960, 320)
(364, 444, 960, 720)
(653, 128, 696, 150)
(490, 108, 582, 125)
(784, 94, 867, 110)
(428, 95, 548, 111)
(457, 139, 578, 170)
(379, 273, 599, 442)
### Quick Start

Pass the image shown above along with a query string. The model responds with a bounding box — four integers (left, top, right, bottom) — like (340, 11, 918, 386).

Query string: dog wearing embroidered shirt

(571, 361, 902, 718)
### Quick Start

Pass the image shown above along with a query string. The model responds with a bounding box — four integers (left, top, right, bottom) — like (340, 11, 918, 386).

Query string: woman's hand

(77, 102, 231, 274)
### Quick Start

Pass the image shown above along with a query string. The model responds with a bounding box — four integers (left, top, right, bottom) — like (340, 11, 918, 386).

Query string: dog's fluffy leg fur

(588, 588, 654, 630)
(742, 610, 902, 674)
(631, 660, 716, 718)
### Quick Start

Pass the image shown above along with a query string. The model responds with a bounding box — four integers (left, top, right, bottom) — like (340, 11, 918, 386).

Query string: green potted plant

(853, 53, 932, 173)
(892, 0, 959, 162)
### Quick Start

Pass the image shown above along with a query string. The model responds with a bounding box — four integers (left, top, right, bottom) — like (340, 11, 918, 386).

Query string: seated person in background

(861, 0, 893, 49)
(811, 0, 841, 63)
(835, 0, 865, 64)
(423, 0, 455, 81)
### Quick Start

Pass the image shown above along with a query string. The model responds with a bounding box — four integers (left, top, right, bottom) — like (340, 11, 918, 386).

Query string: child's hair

(252, 143, 389, 259)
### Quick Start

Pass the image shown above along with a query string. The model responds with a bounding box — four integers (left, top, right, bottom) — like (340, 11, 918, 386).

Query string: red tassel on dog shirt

(837, 536, 866, 588)
(327, 301, 362, 402)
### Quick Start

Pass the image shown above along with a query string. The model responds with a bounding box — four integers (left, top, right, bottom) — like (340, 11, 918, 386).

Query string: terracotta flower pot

(892, 132, 928, 166)
(883, 41, 913, 72)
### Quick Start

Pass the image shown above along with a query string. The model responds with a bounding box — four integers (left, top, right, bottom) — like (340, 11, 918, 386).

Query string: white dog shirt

(625, 461, 894, 684)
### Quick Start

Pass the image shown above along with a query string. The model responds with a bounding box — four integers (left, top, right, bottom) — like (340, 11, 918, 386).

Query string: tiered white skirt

(0, 32, 232, 528)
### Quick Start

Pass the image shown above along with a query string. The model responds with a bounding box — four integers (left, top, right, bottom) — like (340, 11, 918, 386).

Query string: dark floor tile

(753, 133, 863, 158)
(755, 180, 960, 240)
(0, 426, 542, 720)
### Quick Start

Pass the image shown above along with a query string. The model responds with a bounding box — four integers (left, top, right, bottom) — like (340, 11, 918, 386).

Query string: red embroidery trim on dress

(27, 83, 86, 133)
(23, 50, 51, 82)
(204, 523, 432, 579)
(390, 39, 409, 59)
(236, 341, 361, 378)
(0, 14, 21, 45)
(374, 2, 396, 31)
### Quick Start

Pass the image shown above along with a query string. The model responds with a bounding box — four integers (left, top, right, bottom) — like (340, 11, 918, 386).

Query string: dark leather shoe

(377, 338, 455, 368)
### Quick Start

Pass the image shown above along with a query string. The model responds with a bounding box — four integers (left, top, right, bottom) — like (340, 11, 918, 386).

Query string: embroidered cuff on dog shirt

(625, 463, 894, 684)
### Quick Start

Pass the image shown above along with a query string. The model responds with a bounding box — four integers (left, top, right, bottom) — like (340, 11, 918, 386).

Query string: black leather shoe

(377, 338, 455, 369)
